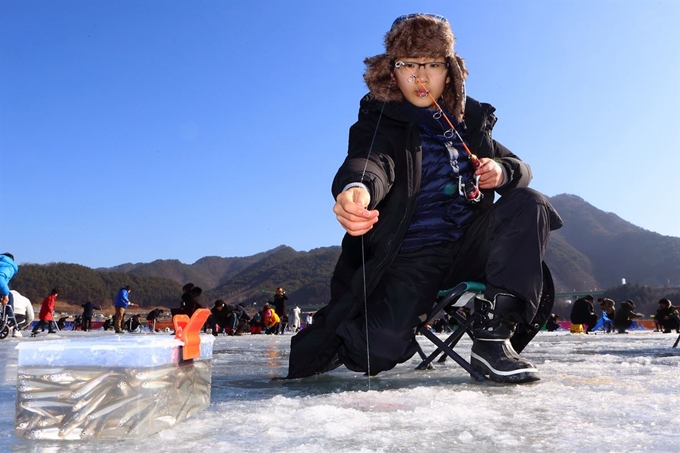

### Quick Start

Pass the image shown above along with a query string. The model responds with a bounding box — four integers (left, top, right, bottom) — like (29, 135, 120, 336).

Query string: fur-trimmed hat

(363, 13, 468, 121)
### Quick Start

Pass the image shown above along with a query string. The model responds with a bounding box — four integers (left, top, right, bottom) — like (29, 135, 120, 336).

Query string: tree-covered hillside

(10, 195, 680, 314)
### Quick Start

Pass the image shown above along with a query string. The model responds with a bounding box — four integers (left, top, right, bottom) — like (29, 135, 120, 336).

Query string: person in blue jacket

(0, 253, 18, 310)
(114, 286, 137, 333)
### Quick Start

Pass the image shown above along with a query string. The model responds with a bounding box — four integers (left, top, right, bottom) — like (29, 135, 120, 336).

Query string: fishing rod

(394, 60, 482, 203)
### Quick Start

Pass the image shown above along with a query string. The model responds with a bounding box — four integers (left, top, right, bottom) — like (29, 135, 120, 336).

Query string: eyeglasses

(395, 60, 449, 76)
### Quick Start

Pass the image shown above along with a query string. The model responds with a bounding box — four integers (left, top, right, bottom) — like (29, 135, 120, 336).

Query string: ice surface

(1, 330, 679, 452)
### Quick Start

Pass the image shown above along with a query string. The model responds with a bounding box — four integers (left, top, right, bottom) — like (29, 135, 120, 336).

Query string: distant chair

(569, 323, 585, 334)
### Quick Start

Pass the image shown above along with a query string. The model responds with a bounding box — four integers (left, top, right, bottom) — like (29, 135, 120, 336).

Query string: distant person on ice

(179, 283, 205, 317)
(146, 308, 163, 331)
(10, 290, 34, 335)
(569, 295, 598, 333)
(291, 305, 302, 332)
(286, 13, 562, 384)
(654, 298, 679, 333)
(273, 287, 288, 335)
(80, 300, 101, 331)
(546, 313, 561, 332)
(0, 253, 18, 328)
(614, 300, 644, 334)
(31, 287, 59, 336)
(114, 285, 137, 334)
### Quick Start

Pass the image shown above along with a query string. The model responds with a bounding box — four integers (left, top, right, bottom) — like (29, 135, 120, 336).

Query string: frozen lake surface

(1, 329, 679, 453)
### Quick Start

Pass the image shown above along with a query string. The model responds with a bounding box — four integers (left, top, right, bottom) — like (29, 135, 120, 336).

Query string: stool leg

(419, 328, 486, 381)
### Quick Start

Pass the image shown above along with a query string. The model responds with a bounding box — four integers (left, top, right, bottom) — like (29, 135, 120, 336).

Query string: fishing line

(358, 79, 392, 390)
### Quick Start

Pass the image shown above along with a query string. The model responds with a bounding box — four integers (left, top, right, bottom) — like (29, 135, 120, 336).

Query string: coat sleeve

(464, 97, 532, 194)
(331, 117, 396, 210)
(493, 139, 532, 194)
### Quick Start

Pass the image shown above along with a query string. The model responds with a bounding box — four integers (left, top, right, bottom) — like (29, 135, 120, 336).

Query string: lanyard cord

(395, 61, 483, 203)
(394, 61, 480, 169)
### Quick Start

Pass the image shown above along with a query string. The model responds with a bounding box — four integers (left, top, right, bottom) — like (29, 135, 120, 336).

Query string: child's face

(393, 56, 449, 110)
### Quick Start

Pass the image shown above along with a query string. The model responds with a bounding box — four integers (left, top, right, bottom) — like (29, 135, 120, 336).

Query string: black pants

(336, 188, 561, 375)
(660, 316, 680, 332)
(81, 316, 92, 331)
(615, 320, 633, 332)
(32, 320, 57, 333)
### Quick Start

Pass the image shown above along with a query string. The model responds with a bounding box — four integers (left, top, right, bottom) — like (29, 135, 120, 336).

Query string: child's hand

(475, 158, 504, 189)
(333, 187, 379, 236)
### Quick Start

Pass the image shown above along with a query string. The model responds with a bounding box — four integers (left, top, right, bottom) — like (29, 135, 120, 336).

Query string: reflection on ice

(1, 330, 679, 452)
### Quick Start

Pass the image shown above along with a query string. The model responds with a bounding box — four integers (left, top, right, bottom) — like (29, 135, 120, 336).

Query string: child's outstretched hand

(333, 187, 379, 236)
(474, 158, 505, 189)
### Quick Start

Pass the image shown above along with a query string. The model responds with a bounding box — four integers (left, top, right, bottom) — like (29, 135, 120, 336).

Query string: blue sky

(2, 0, 679, 269)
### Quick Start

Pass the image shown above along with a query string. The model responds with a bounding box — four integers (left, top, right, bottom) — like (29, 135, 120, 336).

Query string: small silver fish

(43, 372, 77, 384)
(127, 401, 158, 434)
(117, 396, 155, 427)
(70, 370, 116, 399)
(87, 394, 142, 421)
(58, 389, 109, 437)
(140, 380, 172, 389)
(115, 381, 132, 397)
(25, 426, 82, 440)
(19, 367, 65, 377)
(18, 379, 59, 391)
(21, 389, 71, 400)
(131, 367, 175, 381)
(72, 383, 113, 411)
(23, 399, 73, 409)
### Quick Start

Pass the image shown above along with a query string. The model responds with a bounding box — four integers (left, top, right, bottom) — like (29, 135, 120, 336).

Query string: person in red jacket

(31, 288, 59, 336)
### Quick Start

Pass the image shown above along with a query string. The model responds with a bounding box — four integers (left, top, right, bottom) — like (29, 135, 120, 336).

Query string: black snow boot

(470, 294, 539, 384)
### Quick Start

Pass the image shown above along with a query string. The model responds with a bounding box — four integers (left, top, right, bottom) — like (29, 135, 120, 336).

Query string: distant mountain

(105, 247, 285, 290)
(546, 194, 680, 291)
(10, 263, 181, 309)
(206, 246, 341, 306)
(12, 194, 680, 311)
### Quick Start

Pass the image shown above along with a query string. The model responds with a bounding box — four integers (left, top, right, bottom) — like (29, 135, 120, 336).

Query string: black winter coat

(81, 301, 100, 318)
(288, 95, 533, 379)
(330, 95, 532, 309)
(569, 298, 595, 324)
(615, 302, 643, 325)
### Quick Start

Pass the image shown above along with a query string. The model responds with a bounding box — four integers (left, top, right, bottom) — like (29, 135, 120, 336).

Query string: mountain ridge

(11, 195, 680, 315)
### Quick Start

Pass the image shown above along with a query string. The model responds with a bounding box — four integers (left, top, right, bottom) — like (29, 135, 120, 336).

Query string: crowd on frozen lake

(0, 329, 678, 453)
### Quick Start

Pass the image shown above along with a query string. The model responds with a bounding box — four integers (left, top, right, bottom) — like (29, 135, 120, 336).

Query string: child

(262, 303, 280, 335)
(287, 13, 562, 383)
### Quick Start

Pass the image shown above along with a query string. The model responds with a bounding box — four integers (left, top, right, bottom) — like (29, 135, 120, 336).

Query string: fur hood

(363, 14, 469, 121)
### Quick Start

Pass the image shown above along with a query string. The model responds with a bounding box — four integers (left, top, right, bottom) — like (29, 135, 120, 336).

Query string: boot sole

(471, 353, 540, 384)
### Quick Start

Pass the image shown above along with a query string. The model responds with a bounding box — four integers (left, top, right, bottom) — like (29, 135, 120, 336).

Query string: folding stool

(414, 281, 487, 381)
